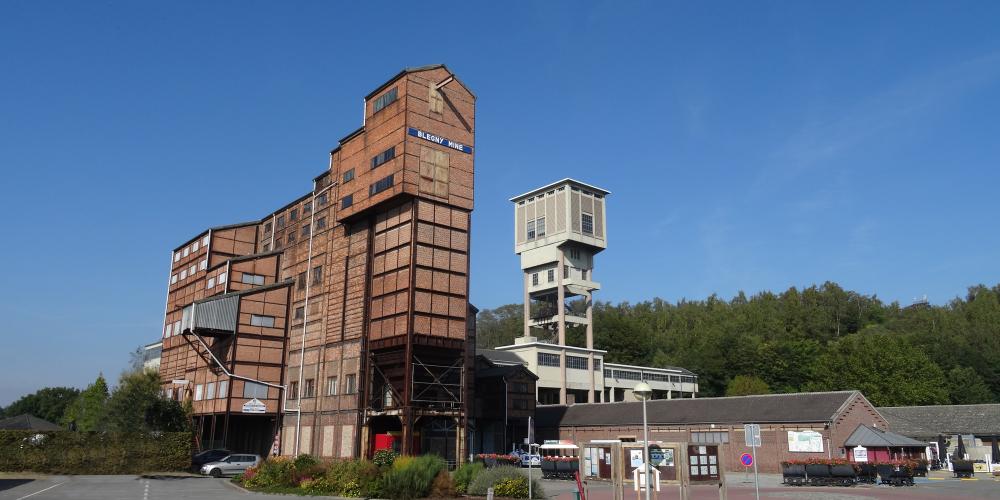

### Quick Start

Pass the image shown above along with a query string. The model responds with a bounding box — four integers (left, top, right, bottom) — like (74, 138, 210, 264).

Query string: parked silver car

(200, 454, 261, 478)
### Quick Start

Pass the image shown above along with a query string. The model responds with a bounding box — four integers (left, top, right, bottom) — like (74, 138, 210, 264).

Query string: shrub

(0, 431, 190, 474)
(243, 456, 295, 489)
(494, 476, 528, 498)
(326, 459, 381, 497)
(293, 453, 319, 471)
(453, 461, 484, 494)
(374, 449, 399, 467)
(300, 476, 334, 495)
(429, 469, 456, 498)
(468, 465, 545, 499)
(379, 454, 447, 500)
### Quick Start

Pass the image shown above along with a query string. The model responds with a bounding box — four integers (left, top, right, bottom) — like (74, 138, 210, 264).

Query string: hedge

(0, 431, 192, 474)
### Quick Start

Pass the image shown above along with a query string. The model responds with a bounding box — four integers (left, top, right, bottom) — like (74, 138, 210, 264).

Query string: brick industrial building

(536, 390, 889, 474)
(158, 65, 476, 462)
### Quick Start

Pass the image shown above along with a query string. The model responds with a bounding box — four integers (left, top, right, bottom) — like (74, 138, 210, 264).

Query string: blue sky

(2, 1, 999, 405)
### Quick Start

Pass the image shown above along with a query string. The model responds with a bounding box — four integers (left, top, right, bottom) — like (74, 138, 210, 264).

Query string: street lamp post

(633, 382, 653, 500)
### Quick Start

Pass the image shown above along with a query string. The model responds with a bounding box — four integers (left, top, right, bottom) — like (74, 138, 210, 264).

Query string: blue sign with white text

(408, 127, 473, 154)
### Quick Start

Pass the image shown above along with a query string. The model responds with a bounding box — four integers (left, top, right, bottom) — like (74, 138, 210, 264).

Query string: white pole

(751, 438, 760, 500)
(642, 398, 650, 500)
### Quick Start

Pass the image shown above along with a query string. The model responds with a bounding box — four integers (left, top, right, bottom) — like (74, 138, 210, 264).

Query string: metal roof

(0, 414, 62, 431)
(476, 349, 527, 366)
(877, 404, 1000, 438)
(509, 178, 611, 202)
(536, 391, 862, 429)
(844, 424, 928, 448)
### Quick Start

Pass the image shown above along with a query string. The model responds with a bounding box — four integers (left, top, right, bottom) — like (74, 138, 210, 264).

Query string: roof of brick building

(537, 391, 865, 428)
(877, 404, 1000, 438)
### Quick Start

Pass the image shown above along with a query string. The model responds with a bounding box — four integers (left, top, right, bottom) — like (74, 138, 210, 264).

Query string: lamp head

(633, 382, 653, 401)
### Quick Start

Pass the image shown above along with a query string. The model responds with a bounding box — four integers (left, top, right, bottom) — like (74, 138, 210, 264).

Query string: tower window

(343, 168, 355, 183)
(538, 353, 560, 367)
(370, 174, 394, 195)
(373, 87, 398, 114)
(582, 213, 594, 235)
(371, 147, 396, 169)
(536, 217, 546, 237)
(570, 248, 580, 259)
(532, 273, 539, 286)
(341, 194, 353, 209)
(547, 269, 554, 283)
(526, 220, 536, 240)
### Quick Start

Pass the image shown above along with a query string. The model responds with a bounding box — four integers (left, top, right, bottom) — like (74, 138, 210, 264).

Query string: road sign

(744, 424, 761, 447)
(740, 453, 753, 467)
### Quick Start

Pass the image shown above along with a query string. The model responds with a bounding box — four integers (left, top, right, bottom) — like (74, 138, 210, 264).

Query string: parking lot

(0, 472, 998, 500)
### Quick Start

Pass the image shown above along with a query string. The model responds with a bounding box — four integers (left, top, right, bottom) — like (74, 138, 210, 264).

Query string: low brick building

(535, 390, 886, 473)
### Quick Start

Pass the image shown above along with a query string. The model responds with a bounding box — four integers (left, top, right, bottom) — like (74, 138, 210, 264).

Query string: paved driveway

(0, 475, 264, 500)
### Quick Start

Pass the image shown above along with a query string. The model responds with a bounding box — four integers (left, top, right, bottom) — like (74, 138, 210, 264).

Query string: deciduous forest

(475, 282, 1000, 407)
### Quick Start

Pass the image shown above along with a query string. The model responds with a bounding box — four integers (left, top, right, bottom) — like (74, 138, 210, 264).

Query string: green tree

(63, 374, 109, 431)
(106, 370, 188, 432)
(725, 375, 771, 396)
(0, 387, 80, 423)
(476, 304, 524, 348)
(808, 329, 949, 406)
(946, 366, 995, 404)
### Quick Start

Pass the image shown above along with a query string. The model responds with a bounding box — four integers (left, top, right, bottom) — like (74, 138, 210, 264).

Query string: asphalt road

(0, 472, 997, 500)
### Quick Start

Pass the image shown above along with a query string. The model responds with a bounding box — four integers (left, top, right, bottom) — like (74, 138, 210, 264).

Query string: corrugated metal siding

(555, 192, 566, 232)
(570, 192, 581, 232)
(194, 295, 239, 332)
(516, 205, 525, 244)
(594, 199, 604, 239)
(545, 196, 555, 234)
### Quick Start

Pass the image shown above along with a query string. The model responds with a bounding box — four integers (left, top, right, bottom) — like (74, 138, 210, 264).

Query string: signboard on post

(744, 424, 761, 447)
(853, 446, 868, 463)
(740, 453, 753, 467)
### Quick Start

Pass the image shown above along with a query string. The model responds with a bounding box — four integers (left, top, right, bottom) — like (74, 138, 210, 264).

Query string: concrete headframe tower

(511, 179, 609, 398)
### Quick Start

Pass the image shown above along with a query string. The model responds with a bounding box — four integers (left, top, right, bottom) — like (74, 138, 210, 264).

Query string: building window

(532, 273, 539, 286)
(371, 147, 396, 169)
(512, 398, 529, 410)
(316, 217, 327, 230)
(370, 174, 394, 195)
(691, 431, 729, 444)
(610, 369, 642, 381)
(218, 380, 228, 399)
(564, 265, 569, 279)
(243, 381, 268, 399)
(188, 265, 197, 276)
(526, 220, 536, 240)
(206, 382, 216, 400)
(166, 387, 174, 400)
(570, 248, 580, 259)
(536, 217, 546, 237)
(287, 231, 296, 244)
(250, 314, 275, 327)
(594, 359, 601, 371)
(207, 277, 216, 289)
(174, 252, 180, 262)
(183, 247, 189, 258)
(304, 378, 315, 398)
(419, 147, 450, 197)
(297, 272, 307, 291)
(219, 272, 227, 284)
(288, 381, 298, 400)
(194, 384, 203, 401)
(171, 274, 178, 284)
(373, 87, 398, 113)
(343, 168, 355, 183)
(327, 376, 338, 396)
(317, 192, 328, 206)
(263, 243, 270, 252)
(341, 194, 353, 209)
(547, 269, 555, 283)
(264, 222, 272, 233)
(538, 353, 560, 367)
(582, 213, 594, 235)
(203, 235, 210, 246)
(312, 266, 323, 285)
(428, 84, 444, 114)
(294, 306, 304, 320)
(303, 202, 312, 215)
(301, 224, 310, 237)
(566, 355, 588, 370)
(277, 215, 286, 228)
(345, 374, 357, 394)
(180, 269, 187, 280)
(192, 241, 199, 252)
(242, 273, 265, 285)
(290, 208, 298, 222)
(200, 259, 207, 271)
